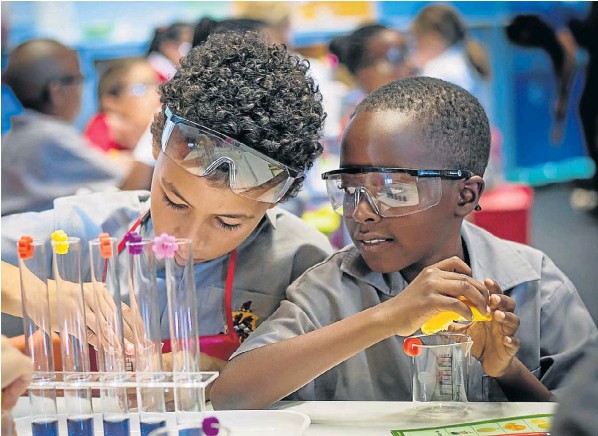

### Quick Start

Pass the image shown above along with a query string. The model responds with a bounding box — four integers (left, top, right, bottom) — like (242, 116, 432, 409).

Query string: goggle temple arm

(161, 117, 176, 152)
(273, 177, 297, 203)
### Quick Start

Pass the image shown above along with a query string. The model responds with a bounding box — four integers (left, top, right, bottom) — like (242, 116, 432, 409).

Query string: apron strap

(225, 249, 238, 338)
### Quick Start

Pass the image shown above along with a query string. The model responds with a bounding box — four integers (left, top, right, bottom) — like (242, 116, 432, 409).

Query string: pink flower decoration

(152, 233, 178, 259)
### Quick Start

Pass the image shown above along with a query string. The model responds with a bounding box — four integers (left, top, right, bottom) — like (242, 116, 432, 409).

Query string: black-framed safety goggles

(161, 107, 303, 203)
(322, 166, 475, 218)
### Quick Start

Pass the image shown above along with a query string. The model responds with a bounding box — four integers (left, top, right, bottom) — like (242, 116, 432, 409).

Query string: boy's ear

(456, 175, 485, 217)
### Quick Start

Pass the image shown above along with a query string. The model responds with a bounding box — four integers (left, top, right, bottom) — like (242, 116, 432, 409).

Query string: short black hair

(151, 31, 326, 200)
(355, 76, 490, 176)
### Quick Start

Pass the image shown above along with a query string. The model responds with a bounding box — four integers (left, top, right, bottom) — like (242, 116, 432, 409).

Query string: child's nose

(351, 189, 382, 223)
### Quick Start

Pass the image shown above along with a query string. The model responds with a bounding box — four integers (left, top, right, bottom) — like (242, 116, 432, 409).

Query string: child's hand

(84, 284, 136, 357)
(1, 335, 34, 411)
(453, 279, 520, 377)
(385, 256, 490, 337)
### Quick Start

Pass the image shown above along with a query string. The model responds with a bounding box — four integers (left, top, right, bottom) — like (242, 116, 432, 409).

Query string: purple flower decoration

(152, 233, 178, 259)
(126, 231, 143, 255)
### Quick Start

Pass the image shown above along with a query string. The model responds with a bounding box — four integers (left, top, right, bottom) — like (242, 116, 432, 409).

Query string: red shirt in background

(84, 113, 128, 152)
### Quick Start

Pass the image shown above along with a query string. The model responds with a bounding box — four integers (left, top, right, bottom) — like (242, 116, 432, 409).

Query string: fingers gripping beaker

(18, 236, 58, 436)
(409, 332, 473, 417)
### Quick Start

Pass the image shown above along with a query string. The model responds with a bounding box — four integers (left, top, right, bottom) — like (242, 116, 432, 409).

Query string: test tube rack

(24, 371, 219, 435)
(30, 371, 218, 392)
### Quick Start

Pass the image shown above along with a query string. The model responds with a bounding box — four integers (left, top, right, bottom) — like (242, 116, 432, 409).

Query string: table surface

(276, 401, 556, 435)
(12, 398, 556, 435)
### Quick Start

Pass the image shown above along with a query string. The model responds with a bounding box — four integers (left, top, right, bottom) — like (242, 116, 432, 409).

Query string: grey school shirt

(233, 220, 598, 401)
(1, 190, 333, 339)
(1, 110, 124, 216)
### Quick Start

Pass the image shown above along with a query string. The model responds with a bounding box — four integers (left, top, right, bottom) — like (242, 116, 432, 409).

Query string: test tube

(18, 236, 59, 436)
(126, 233, 167, 436)
(89, 234, 130, 435)
(156, 235, 202, 422)
(51, 231, 94, 436)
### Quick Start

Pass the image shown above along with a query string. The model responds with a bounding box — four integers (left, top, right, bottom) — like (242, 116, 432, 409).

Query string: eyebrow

(162, 179, 255, 220)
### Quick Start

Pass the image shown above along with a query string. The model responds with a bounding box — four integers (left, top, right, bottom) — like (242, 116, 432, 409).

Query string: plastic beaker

(408, 332, 473, 417)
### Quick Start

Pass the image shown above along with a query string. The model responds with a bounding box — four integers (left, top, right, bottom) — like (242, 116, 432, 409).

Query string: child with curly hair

(1, 32, 333, 371)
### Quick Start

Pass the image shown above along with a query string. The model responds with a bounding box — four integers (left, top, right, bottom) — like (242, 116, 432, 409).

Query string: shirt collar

(461, 220, 540, 290)
(339, 246, 407, 296)
(339, 220, 540, 295)
(264, 208, 278, 230)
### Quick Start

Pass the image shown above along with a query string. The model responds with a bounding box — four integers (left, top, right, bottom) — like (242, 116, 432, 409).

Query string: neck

(400, 224, 465, 283)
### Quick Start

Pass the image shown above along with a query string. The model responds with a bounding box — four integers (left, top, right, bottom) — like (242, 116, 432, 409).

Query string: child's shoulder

(52, 190, 150, 233)
(462, 221, 557, 289)
(291, 244, 361, 285)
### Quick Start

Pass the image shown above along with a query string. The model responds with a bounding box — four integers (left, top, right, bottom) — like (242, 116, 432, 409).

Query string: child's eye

(216, 218, 241, 231)
(162, 194, 188, 211)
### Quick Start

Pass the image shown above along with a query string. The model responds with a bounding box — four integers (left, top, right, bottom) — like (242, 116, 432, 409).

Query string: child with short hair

(211, 76, 598, 408)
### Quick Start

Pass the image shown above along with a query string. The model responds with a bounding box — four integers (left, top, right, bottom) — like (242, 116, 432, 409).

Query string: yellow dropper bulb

(421, 297, 491, 335)
(51, 230, 69, 255)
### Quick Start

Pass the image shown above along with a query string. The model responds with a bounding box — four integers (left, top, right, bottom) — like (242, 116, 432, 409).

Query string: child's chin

(359, 252, 402, 274)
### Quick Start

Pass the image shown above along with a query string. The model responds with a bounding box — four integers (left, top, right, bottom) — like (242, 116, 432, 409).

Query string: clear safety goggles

(161, 107, 303, 203)
(321, 167, 474, 218)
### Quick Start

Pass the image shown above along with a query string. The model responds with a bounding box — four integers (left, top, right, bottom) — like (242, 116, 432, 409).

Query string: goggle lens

(161, 108, 301, 203)
(325, 172, 443, 218)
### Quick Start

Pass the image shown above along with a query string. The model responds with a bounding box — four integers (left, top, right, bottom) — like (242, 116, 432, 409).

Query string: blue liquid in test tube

(178, 428, 203, 436)
(31, 419, 59, 436)
(67, 417, 94, 436)
(102, 416, 131, 436)
(139, 419, 166, 436)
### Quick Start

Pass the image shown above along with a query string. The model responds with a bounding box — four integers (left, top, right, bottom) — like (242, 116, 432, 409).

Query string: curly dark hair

(151, 31, 326, 200)
(355, 76, 490, 176)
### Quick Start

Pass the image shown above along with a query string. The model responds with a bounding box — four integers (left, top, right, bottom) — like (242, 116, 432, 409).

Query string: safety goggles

(321, 167, 474, 218)
(161, 107, 303, 203)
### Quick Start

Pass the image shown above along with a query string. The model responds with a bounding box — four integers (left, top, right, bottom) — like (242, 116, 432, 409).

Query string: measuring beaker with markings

(409, 332, 473, 417)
